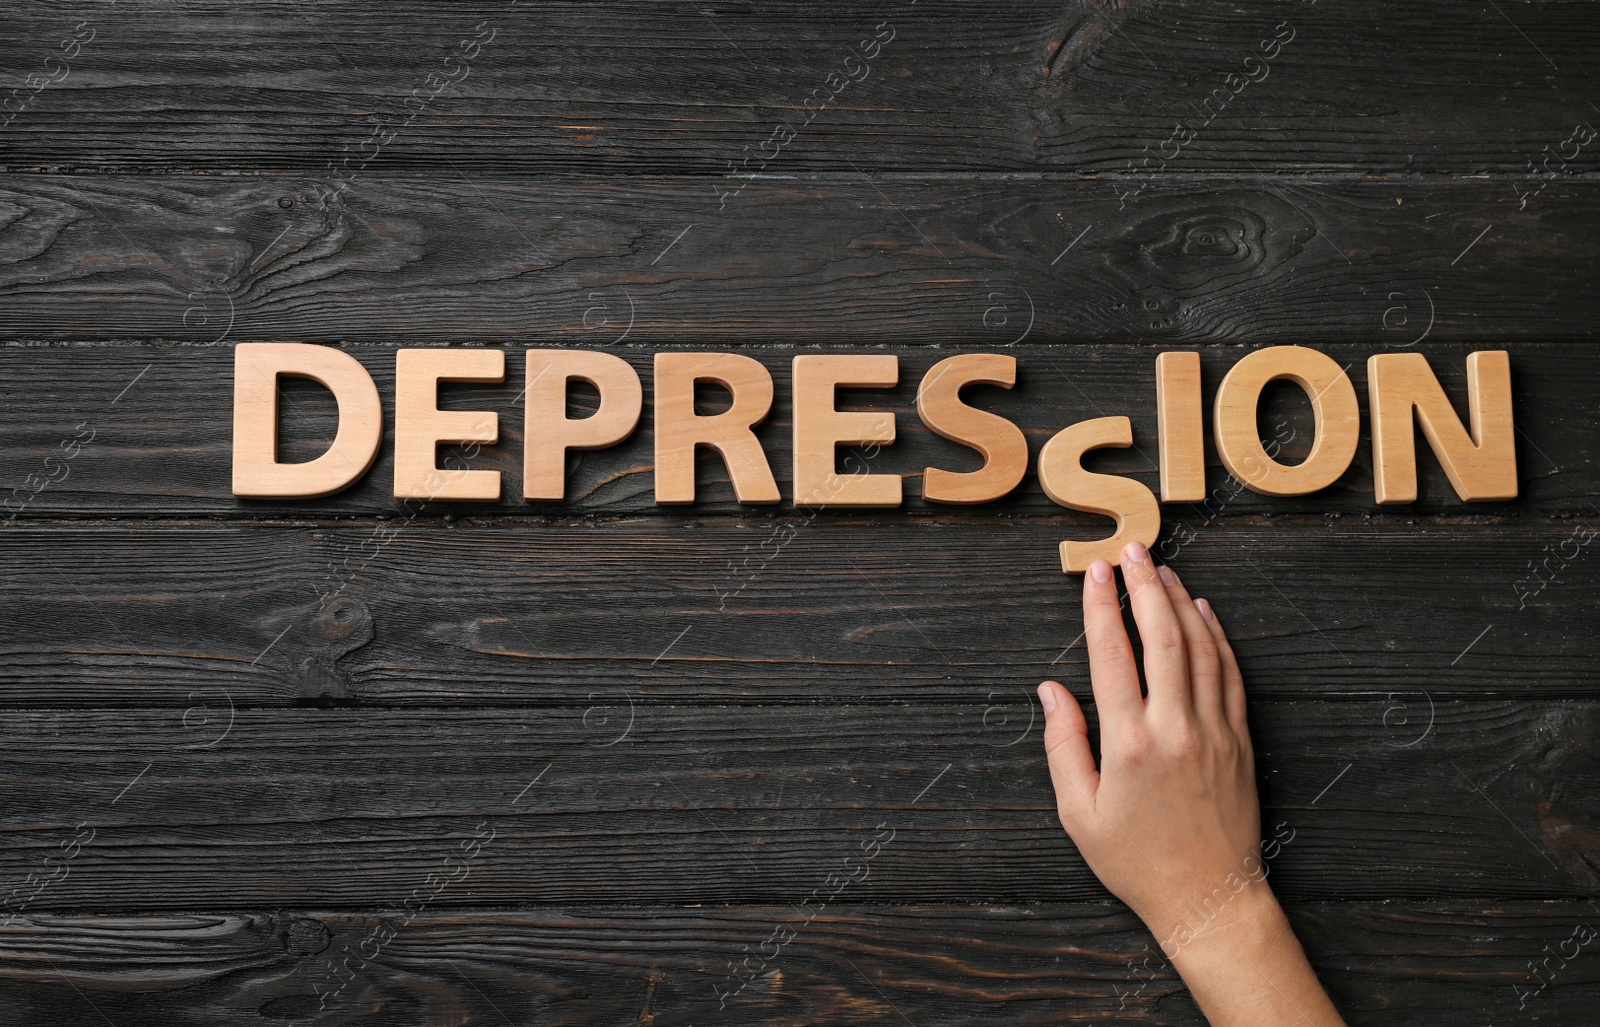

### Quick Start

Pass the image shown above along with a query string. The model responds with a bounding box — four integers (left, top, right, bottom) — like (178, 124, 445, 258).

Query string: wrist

(1152, 884, 1346, 1026)
(1142, 875, 1285, 965)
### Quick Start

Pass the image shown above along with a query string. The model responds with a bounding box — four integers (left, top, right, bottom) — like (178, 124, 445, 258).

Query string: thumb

(1037, 680, 1099, 823)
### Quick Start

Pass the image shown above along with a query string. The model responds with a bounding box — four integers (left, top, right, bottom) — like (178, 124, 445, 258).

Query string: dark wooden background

(2, 2, 1598, 1023)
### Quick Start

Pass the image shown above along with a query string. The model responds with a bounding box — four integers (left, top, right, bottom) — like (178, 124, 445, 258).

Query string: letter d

(232, 343, 382, 498)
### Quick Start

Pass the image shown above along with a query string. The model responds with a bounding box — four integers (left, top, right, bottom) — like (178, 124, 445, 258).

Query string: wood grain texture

(0, 519, 1592, 704)
(0, 903, 1596, 1025)
(1, 1, 1596, 174)
(3, 0, 1599, 1017)
(2, 343, 1595, 518)
(0, 175, 1596, 344)
(0, 702, 1591, 909)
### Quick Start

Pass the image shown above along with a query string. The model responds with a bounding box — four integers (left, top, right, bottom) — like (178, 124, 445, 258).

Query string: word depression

(232, 344, 1517, 572)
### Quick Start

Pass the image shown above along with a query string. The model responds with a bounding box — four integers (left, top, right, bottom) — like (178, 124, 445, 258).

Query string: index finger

(1120, 540, 1192, 717)
(1081, 557, 1144, 722)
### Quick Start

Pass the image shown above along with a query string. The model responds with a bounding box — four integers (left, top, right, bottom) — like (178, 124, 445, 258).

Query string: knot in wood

(284, 917, 331, 956)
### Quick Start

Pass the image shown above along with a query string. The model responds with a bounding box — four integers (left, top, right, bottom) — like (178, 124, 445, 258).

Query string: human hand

(1037, 541, 1262, 944)
(1036, 541, 1345, 1025)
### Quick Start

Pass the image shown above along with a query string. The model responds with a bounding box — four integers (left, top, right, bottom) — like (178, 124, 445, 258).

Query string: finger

(1120, 541, 1191, 717)
(1194, 597, 1249, 740)
(1037, 680, 1100, 823)
(1081, 557, 1144, 722)
(1156, 566, 1224, 726)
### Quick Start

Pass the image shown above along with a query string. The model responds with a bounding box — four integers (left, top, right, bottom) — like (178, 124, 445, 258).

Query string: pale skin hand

(1037, 541, 1346, 1026)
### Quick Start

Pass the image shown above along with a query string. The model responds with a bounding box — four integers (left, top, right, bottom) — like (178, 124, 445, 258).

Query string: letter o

(1213, 346, 1360, 495)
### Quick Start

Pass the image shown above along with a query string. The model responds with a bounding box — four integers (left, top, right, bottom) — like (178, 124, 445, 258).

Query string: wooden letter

(1156, 351, 1206, 502)
(654, 353, 780, 504)
(917, 353, 1028, 504)
(232, 342, 382, 498)
(393, 348, 505, 501)
(524, 350, 643, 501)
(1038, 416, 1161, 573)
(793, 354, 901, 508)
(1213, 345, 1360, 495)
(1368, 350, 1517, 503)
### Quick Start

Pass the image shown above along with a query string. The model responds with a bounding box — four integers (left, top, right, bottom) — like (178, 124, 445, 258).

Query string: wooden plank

(1, 902, 1596, 1024)
(1, 2, 1595, 174)
(4, 3, 1594, 1019)
(1, 519, 1592, 704)
(1, 342, 1593, 517)
(0, 175, 1597, 345)
(0, 701, 1589, 908)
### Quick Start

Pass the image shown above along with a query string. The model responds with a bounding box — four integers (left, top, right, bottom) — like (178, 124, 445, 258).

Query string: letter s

(1038, 416, 1161, 574)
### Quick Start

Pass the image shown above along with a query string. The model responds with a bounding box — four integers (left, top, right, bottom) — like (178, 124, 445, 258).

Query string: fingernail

(1195, 598, 1215, 621)
(1125, 540, 1150, 563)
(1037, 682, 1058, 714)
(1158, 565, 1177, 587)
(1089, 559, 1112, 584)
